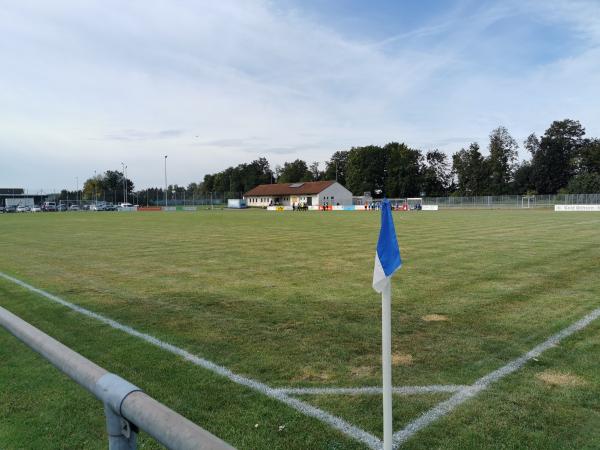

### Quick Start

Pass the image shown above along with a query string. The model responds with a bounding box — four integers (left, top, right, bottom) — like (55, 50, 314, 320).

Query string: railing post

(96, 373, 142, 450)
(105, 403, 137, 450)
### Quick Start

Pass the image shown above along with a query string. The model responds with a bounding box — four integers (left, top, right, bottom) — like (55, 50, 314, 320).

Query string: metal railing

(353, 194, 600, 209)
(0, 305, 235, 450)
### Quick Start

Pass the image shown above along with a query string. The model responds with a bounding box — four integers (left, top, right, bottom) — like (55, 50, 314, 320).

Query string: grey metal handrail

(0, 305, 235, 450)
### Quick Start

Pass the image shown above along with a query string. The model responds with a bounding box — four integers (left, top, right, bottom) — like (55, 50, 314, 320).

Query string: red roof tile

(244, 180, 337, 196)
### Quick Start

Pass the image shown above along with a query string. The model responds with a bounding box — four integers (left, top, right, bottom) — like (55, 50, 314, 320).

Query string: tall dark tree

(345, 146, 388, 196)
(527, 119, 585, 194)
(511, 161, 535, 194)
(278, 159, 312, 183)
(565, 173, 600, 194)
(324, 151, 349, 184)
(487, 126, 518, 195)
(422, 150, 451, 196)
(309, 162, 322, 181)
(384, 142, 423, 197)
(576, 138, 600, 175)
(452, 143, 489, 195)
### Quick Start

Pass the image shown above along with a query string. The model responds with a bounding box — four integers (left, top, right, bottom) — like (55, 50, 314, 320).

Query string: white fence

(419, 194, 600, 209)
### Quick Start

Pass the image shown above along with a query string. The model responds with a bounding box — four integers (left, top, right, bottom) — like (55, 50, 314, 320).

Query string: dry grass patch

(292, 367, 332, 382)
(536, 370, 587, 387)
(351, 366, 376, 378)
(422, 314, 449, 322)
(392, 353, 413, 366)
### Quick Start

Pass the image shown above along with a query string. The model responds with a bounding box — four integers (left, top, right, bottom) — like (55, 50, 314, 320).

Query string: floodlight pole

(125, 165, 128, 204)
(164, 155, 168, 207)
(121, 162, 126, 204)
(382, 281, 393, 450)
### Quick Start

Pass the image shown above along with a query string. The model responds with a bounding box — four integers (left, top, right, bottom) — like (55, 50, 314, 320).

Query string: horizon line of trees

(76, 118, 600, 204)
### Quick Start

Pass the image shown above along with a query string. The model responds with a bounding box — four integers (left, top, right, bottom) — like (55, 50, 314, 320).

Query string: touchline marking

(276, 385, 467, 396)
(0, 272, 381, 450)
(392, 306, 600, 449)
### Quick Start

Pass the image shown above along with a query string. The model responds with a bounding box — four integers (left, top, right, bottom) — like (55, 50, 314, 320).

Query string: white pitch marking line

(392, 306, 600, 449)
(277, 385, 468, 395)
(0, 272, 382, 450)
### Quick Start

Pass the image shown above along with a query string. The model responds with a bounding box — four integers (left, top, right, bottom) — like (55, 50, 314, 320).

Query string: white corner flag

(373, 199, 402, 450)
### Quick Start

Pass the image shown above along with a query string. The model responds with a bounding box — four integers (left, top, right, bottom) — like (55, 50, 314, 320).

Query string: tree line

(79, 118, 599, 204)
(197, 118, 599, 198)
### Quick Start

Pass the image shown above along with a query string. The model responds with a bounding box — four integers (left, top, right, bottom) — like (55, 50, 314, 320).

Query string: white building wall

(317, 183, 353, 206)
(244, 195, 293, 206)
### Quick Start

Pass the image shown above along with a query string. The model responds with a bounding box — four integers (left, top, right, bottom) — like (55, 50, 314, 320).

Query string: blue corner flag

(372, 199, 402, 293)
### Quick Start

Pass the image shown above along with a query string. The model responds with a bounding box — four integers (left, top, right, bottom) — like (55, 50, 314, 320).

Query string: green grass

(0, 209, 599, 448)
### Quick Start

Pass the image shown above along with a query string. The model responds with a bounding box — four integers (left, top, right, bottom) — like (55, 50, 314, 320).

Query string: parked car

(42, 201, 57, 211)
(31, 205, 42, 212)
(5, 205, 17, 213)
(104, 203, 117, 211)
(16, 205, 30, 212)
(57, 204, 68, 212)
(90, 203, 106, 211)
(69, 204, 80, 211)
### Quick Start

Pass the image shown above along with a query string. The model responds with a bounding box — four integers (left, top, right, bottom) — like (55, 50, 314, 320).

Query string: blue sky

(1, 0, 599, 190)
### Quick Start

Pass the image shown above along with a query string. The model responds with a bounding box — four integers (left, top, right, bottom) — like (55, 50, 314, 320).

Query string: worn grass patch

(536, 371, 587, 387)
(392, 353, 413, 366)
(421, 314, 449, 322)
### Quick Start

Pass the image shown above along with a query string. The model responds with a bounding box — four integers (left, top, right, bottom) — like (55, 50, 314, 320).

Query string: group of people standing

(292, 202, 309, 211)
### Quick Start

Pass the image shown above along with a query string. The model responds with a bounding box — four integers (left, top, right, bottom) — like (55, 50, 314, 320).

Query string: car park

(105, 203, 117, 211)
(16, 205, 30, 212)
(31, 205, 42, 212)
(69, 204, 80, 211)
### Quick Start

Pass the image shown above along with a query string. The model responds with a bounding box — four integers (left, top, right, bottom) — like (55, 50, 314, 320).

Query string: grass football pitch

(1, 209, 600, 449)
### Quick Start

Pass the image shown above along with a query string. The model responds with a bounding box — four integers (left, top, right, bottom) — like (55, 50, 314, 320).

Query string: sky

(1, 0, 599, 191)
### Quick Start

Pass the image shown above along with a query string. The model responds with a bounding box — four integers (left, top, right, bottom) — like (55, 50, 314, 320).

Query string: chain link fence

(420, 194, 600, 209)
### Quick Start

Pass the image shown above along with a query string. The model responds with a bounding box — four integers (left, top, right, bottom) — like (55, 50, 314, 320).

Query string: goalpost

(406, 197, 423, 210)
(521, 196, 536, 208)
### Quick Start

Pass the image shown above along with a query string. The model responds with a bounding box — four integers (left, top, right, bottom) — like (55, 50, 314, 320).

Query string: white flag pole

(382, 280, 393, 450)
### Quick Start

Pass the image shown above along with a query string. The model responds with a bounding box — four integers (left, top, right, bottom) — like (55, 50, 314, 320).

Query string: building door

(307, 196, 312, 206)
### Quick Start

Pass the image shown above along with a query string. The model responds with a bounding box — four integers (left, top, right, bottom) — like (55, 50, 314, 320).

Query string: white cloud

(0, 0, 599, 189)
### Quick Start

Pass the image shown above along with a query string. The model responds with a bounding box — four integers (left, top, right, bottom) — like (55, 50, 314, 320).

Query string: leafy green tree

(576, 139, 600, 175)
(527, 119, 585, 193)
(565, 173, 600, 193)
(345, 145, 388, 195)
(452, 143, 489, 195)
(82, 175, 103, 201)
(384, 142, 423, 197)
(309, 162, 322, 181)
(511, 161, 535, 194)
(324, 151, 349, 184)
(422, 150, 451, 196)
(278, 159, 312, 183)
(487, 126, 518, 195)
